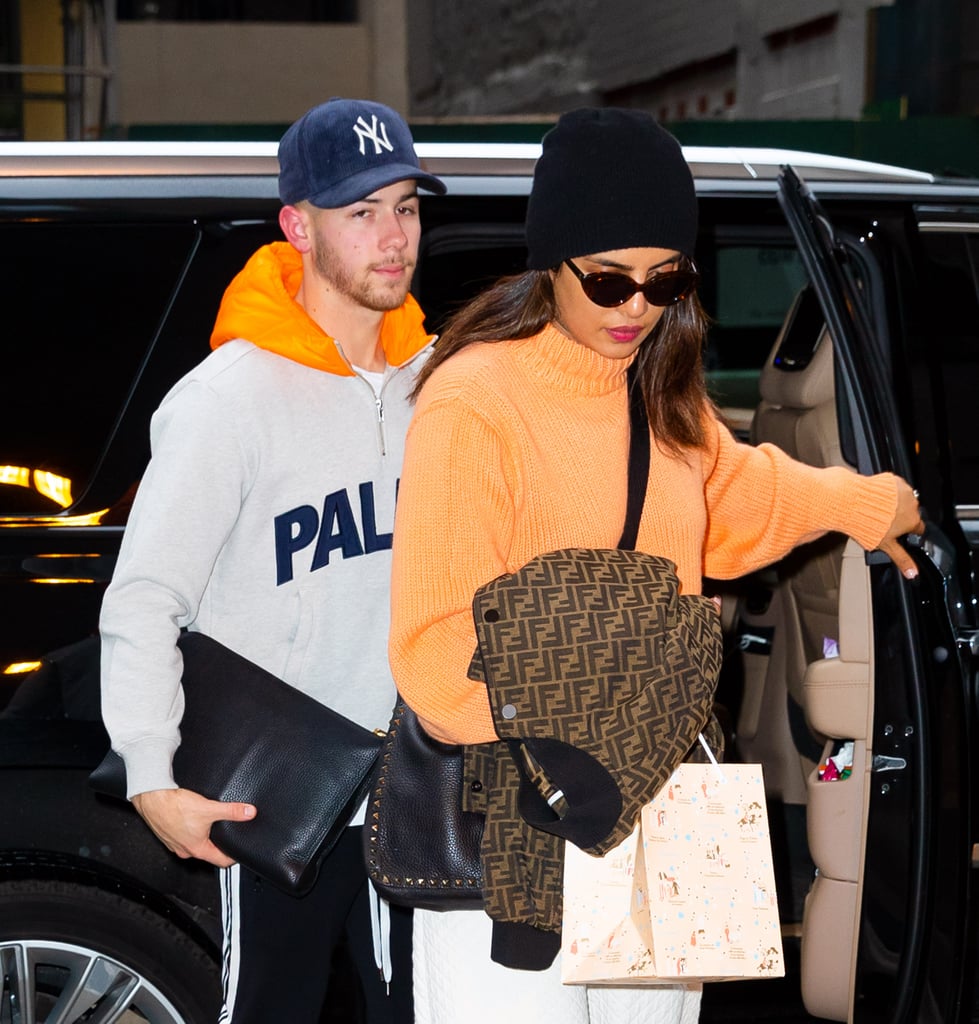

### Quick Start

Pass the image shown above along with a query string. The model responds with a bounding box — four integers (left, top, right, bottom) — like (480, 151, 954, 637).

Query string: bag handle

(697, 732, 727, 783)
(617, 360, 650, 551)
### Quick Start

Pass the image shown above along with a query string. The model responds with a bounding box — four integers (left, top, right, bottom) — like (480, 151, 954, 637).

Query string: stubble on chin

(312, 240, 412, 313)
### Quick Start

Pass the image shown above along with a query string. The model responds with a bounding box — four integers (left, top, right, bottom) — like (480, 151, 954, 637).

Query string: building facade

(1, 0, 410, 141)
(1, 0, 976, 141)
(406, 0, 897, 121)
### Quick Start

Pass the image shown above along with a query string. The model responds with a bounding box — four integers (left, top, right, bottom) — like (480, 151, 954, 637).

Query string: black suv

(1, 140, 978, 1024)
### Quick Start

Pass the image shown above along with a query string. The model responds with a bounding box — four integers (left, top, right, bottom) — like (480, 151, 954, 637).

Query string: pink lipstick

(606, 326, 643, 343)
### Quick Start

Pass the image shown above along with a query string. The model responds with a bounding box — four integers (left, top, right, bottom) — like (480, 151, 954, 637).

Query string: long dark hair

(413, 269, 712, 454)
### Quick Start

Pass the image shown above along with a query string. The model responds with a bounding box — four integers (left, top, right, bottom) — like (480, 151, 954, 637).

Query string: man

(99, 97, 444, 1023)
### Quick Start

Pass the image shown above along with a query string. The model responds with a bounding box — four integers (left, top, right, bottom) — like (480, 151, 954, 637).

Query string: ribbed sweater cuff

(119, 738, 179, 799)
(827, 469, 899, 551)
(490, 920, 561, 971)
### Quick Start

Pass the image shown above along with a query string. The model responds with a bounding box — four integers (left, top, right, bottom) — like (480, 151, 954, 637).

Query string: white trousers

(413, 908, 702, 1024)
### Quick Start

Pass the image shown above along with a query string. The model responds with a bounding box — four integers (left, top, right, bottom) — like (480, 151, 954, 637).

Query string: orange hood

(209, 241, 433, 376)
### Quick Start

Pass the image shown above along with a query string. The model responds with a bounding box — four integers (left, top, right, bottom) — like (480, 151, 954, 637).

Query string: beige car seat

(736, 286, 847, 804)
(738, 286, 876, 1021)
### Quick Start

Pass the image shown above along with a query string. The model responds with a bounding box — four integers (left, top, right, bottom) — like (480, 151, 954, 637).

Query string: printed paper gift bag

(562, 759, 784, 985)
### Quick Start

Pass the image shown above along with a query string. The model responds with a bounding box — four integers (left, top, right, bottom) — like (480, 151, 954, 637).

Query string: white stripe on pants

(217, 864, 243, 1024)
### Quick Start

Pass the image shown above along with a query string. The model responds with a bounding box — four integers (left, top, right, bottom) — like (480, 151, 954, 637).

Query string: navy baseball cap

(277, 98, 446, 208)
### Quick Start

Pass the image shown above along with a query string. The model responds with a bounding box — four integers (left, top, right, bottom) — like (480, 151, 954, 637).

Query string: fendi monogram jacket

(463, 548, 724, 970)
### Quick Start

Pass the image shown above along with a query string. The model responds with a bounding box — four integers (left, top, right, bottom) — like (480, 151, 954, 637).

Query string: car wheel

(0, 879, 220, 1024)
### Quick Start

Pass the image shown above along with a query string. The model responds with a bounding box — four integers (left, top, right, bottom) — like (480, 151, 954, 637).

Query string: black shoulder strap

(617, 361, 650, 551)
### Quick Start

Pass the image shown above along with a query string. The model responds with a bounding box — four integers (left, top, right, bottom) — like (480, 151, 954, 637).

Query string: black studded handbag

(365, 700, 485, 909)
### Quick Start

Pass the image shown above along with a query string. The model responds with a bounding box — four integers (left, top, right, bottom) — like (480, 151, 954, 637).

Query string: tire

(0, 879, 221, 1024)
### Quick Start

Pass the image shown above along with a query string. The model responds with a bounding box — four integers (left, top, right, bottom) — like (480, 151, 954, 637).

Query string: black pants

(219, 826, 413, 1024)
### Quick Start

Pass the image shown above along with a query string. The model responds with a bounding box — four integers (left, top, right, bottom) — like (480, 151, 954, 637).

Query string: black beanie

(525, 107, 698, 270)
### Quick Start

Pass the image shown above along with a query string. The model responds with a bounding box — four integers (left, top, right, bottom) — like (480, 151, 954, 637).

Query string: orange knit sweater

(389, 324, 899, 745)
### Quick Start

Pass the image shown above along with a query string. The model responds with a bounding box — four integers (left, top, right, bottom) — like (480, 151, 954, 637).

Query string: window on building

(764, 13, 838, 52)
(0, 2, 22, 140)
(604, 50, 737, 123)
(116, 1, 357, 22)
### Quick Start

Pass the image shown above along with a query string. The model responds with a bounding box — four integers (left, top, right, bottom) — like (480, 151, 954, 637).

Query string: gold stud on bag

(365, 701, 484, 908)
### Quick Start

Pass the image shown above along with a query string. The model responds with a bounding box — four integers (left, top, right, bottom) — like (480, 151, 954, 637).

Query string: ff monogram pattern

(468, 547, 724, 934)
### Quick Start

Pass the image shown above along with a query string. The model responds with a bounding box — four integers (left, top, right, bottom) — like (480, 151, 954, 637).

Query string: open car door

(776, 166, 979, 1024)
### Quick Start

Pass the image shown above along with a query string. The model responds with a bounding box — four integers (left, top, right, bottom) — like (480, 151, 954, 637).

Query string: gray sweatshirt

(101, 313, 428, 797)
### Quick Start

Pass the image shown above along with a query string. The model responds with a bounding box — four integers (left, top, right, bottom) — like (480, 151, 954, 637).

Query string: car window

(704, 243, 808, 416)
(414, 226, 808, 441)
(911, 227, 979, 512)
(0, 222, 198, 515)
(414, 222, 528, 334)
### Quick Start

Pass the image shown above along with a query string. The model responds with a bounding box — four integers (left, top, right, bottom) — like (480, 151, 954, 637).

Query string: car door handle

(955, 629, 979, 658)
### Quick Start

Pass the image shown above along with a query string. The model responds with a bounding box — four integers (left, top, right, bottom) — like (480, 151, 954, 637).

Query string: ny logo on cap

(353, 114, 393, 156)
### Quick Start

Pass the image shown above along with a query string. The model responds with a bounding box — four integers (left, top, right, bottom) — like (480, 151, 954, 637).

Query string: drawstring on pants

(368, 881, 393, 993)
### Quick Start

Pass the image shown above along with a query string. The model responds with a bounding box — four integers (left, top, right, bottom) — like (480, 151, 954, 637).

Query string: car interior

(721, 211, 979, 1022)
(730, 284, 873, 1021)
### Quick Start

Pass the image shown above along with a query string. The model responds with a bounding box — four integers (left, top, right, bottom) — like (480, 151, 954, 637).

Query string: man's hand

(876, 478, 926, 579)
(132, 788, 256, 868)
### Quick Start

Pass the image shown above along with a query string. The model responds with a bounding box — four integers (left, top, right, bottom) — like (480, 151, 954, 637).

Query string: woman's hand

(876, 478, 925, 579)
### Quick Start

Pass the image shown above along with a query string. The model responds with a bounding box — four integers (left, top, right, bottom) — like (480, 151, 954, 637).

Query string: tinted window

(414, 229, 809, 427)
(913, 229, 979, 506)
(0, 222, 197, 514)
(414, 223, 527, 334)
(704, 244, 808, 411)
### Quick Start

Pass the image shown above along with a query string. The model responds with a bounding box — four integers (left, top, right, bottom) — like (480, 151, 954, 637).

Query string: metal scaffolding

(0, 0, 117, 140)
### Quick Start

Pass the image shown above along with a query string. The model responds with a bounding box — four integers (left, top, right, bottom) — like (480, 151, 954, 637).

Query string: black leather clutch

(90, 631, 382, 894)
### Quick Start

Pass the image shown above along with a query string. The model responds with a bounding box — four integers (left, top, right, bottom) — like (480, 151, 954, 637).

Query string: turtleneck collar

(510, 323, 636, 397)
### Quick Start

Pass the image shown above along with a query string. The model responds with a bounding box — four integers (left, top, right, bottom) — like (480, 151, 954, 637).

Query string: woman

(388, 107, 923, 1023)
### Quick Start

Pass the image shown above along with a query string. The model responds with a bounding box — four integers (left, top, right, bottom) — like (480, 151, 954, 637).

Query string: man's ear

(279, 204, 313, 253)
